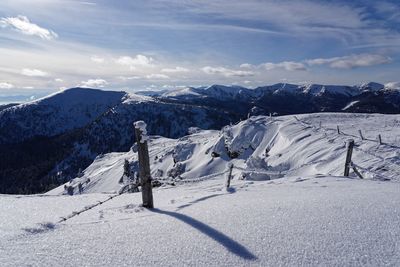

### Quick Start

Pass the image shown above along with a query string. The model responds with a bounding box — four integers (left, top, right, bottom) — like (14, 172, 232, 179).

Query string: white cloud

(240, 61, 307, 71)
(91, 55, 105, 63)
(79, 79, 108, 88)
(146, 74, 170, 79)
(0, 82, 14, 89)
(239, 63, 253, 69)
(21, 68, 49, 77)
(79, 1, 97, 5)
(116, 55, 154, 70)
(306, 54, 392, 69)
(161, 66, 189, 73)
(0, 15, 58, 40)
(55, 78, 64, 82)
(262, 61, 307, 71)
(201, 66, 254, 77)
(118, 76, 141, 80)
(24, 86, 35, 90)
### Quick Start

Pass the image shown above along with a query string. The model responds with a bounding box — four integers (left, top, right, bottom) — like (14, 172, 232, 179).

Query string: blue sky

(0, 0, 399, 95)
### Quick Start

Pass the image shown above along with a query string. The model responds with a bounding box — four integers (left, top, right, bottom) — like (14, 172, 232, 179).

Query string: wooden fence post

(358, 130, 364, 140)
(350, 163, 364, 179)
(337, 125, 340, 134)
(134, 121, 154, 209)
(319, 121, 322, 128)
(344, 139, 354, 177)
(226, 163, 233, 189)
(378, 134, 382, 145)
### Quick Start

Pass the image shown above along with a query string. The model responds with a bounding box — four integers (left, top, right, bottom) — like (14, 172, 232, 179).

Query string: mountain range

(0, 81, 399, 194)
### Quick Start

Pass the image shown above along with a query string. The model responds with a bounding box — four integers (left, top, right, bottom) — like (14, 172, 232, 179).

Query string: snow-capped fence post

(134, 121, 154, 209)
(378, 134, 382, 145)
(344, 139, 354, 177)
(337, 125, 340, 134)
(319, 121, 322, 128)
(358, 130, 364, 140)
(225, 163, 234, 189)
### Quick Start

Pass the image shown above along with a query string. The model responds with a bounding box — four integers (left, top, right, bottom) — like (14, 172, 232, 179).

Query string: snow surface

(2, 176, 400, 266)
(342, 100, 360, 110)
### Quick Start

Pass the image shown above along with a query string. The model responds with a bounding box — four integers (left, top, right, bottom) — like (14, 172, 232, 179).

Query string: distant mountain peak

(359, 82, 384, 91)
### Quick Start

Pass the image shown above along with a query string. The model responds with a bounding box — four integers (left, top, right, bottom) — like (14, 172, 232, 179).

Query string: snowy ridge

(161, 87, 202, 98)
(49, 113, 400, 195)
(156, 82, 400, 101)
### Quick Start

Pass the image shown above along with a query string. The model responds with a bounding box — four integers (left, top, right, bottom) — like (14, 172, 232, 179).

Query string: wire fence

(57, 192, 121, 223)
(293, 116, 399, 180)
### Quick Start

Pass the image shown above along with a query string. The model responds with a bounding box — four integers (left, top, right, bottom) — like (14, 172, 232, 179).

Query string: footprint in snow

(123, 204, 144, 213)
(22, 222, 56, 235)
(293, 177, 309, 183)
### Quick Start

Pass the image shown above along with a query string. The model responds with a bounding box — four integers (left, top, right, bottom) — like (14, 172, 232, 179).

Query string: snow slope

(2, 176, 400, 266)
(49, 113, 400, 195)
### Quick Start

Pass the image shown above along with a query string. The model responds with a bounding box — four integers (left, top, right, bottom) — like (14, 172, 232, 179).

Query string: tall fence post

(337, 125, 340, 134)
(358, 130, 364, 140)
(378, 134, 382, 145)
(344, 139, 354, 177)
(134, 121, 154, 209)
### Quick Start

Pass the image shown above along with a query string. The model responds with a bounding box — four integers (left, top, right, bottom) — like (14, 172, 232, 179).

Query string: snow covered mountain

(154, 82, 400, 115)
(0, 88, 238, 194)
(158, 82, 400, 100)
(1, 82, 400, 194)
(49, 113, 400, 195)
(0, 88, 127, 144)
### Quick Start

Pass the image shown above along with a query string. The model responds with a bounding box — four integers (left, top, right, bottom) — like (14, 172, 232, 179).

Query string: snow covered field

(2, 113, 400, 266)
(1, 176, 400, 266)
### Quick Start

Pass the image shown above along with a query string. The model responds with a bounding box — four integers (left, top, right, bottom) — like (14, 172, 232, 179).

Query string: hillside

(0, 89, 236, 194)
(0, 88, 127, 144)
(49, 113, 400, 195)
